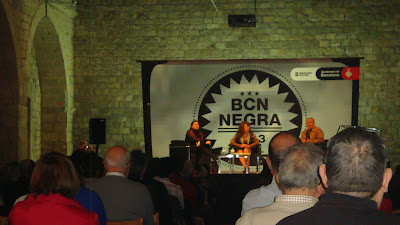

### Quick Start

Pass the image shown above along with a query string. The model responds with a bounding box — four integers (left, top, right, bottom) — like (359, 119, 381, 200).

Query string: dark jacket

(277, 192, 400, 225)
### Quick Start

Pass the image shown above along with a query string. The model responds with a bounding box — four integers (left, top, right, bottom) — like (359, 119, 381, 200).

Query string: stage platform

(217, 171, 261, 175)
(208, 172, 272, 225)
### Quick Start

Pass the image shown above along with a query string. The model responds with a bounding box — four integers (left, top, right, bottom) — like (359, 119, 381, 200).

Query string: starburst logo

(196, 68, 303, 155)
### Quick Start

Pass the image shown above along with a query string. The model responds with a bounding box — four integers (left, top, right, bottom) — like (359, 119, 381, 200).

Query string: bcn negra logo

(195, 68, 304, 154)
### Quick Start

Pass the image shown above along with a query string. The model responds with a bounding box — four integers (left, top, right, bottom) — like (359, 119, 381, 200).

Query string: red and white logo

(341, 67, 359, 80)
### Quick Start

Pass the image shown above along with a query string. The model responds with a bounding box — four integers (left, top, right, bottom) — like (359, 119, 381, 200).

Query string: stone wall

(27, 47, 41, 161)
(0, 0, 77, 162)
(74, 0, 400, 163)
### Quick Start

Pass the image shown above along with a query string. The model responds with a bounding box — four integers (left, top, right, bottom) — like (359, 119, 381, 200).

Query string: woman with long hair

(230, 121, 260, 173)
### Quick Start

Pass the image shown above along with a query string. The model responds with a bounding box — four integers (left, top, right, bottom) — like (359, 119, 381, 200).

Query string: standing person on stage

(300, 118, 324, 144)
(230, 121, 260, 173)
(185, 120, 215, 172)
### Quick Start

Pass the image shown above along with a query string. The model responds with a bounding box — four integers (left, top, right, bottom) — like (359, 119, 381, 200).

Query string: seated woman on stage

(185, 120, 214, 171)
(230, 121, 260, 173)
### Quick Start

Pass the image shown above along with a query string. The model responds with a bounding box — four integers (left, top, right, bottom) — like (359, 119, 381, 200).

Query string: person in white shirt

(241, 132, 301, 215)
(236, 143, 325, 225)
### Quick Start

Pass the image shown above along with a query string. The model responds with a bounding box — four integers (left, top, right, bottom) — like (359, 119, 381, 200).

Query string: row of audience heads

(0, 146, 191, 201)
(270, 127, 389, 199)
(1, 127, 389, 202)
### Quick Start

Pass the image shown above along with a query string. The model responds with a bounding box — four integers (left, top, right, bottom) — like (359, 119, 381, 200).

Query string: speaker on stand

(90, 118, 106, 154)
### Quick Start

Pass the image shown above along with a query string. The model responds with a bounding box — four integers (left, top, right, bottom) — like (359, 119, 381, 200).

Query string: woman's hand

(196, 141, 201, 147)
(206, 140, 211, 145)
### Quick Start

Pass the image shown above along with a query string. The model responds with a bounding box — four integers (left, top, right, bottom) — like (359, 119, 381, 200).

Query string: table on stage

(217, 152, 251, 174)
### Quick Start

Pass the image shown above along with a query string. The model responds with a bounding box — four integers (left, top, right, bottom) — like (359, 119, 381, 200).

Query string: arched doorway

(0, 2, 19, 163)
(33, 16, 67, 155)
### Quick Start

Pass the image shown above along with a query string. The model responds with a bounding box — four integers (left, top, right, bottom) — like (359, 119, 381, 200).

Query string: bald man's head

(104, 146, 130, 173)
(268, 132, 301, 172)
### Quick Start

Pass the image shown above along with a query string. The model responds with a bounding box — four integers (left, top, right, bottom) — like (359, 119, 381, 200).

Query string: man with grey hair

(236, 143, 324, 225)
(88, 146, 154, 225)
(241, 132, 301, 215)
(278, 127, 400, 225)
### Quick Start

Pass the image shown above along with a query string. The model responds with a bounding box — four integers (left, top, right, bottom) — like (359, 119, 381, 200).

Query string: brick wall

(74, 0, 400, 164)
(0, 0, 77, 162)
(1, 0, 399, 164)
(27, 47, 41, 161)
(34, 16, 68, 155)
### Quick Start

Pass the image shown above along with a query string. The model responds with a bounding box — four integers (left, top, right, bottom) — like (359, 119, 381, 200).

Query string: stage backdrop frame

(140, 58, 361, 159)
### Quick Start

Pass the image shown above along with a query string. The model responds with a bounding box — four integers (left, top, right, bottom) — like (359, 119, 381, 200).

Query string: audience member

(236, 143, 324, 225)
(152, 157, 185, 209)
(9, 152, 100, 225)
(170, 157, 198, 224)
(70, 152, 107, 225)
(70, 140, 93, 162)
(88, 146, 154, 225)
(2, 160, 34, 215)
(278, 127, 400, 225)
(241, 132, 301, 215)
(388, 164, 400, 213)
(129, 150, 172, 225)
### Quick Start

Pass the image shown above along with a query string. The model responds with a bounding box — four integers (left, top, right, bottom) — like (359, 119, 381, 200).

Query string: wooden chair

(106, 218, 143, 225)
(154, 212, 159, 225)
(0, 217, 8, 225)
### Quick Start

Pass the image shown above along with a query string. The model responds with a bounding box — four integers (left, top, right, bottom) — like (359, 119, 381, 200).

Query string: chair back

(106, 218, 143, 225)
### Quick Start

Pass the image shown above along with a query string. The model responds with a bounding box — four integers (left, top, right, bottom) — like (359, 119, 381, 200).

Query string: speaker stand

(95, 144, 100, 155)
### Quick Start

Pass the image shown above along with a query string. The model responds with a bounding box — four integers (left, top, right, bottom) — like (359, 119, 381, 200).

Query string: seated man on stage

(301, 118, 324, 144)
(230, 121, 259, 173)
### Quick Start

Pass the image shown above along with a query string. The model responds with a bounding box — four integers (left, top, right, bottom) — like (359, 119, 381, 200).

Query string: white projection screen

(142, 58, 360, 171)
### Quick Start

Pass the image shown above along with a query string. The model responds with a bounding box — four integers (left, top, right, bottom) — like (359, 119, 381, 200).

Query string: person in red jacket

(9, 152, 100, 225)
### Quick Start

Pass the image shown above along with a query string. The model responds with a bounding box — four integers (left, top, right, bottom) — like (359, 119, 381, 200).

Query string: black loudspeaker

(90, 118, 106, 144)
(169, 140, 190, 161)
(228, 15, 257, 27)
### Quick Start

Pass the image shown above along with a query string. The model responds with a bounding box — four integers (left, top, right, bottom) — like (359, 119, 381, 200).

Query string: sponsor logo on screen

(291, 67, 360, 81)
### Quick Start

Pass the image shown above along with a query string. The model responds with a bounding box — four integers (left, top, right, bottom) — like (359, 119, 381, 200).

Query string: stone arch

(23, 2, 77, 160)
(0, 1, 19, 163)
(33, 16, 68, 155)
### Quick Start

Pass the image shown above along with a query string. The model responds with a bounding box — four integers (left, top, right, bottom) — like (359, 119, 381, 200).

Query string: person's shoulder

(314, 126, 323, 131)
(76, 187, 102, 199)
(238, 206, 262, 223)
(124, 178, 149, 191)
(276, 209, 309, 225)
(245, 184, 274, 199)
(276, 204, 323, 225)
(12, 194, 34, 209)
